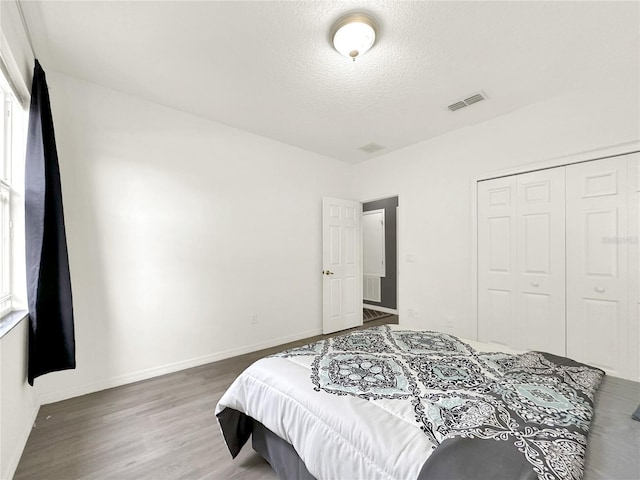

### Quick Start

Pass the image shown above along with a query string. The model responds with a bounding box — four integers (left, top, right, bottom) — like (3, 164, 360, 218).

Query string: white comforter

(215, 326, 521, 480)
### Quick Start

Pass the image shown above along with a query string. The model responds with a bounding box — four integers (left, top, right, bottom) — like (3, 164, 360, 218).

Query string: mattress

(216, 325, 604, 480)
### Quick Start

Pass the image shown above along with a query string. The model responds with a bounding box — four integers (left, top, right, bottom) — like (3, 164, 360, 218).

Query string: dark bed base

(251, 420, 316, 480)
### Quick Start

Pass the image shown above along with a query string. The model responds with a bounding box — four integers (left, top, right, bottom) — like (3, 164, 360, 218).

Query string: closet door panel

(628, 153, 639, 381)
(478, 177, 516, 346)
(516, 168, 566, 355)
(566, 157, 629, 377)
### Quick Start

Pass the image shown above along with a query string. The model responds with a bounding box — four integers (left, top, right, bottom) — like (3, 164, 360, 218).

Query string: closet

(477, 152, 639, 381)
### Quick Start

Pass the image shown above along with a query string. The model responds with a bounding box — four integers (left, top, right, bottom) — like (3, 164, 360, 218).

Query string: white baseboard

(2, 399, 40, 480)
(363, 304, 398, 315)
(39, 328, 323, 405)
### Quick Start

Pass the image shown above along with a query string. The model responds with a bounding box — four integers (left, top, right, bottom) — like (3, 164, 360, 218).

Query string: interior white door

(322, 197, 362, 334)
(515, 167, 566, 355)
(477, 176, 517, 346)
(566, 156, 629, 377)
(628, 153, 639, 381)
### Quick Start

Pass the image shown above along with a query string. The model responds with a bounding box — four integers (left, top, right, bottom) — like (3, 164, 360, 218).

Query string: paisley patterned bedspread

(216, 326, 604, 480)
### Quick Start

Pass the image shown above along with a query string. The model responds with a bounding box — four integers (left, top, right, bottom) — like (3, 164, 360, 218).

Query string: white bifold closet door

(515, 168, 566, 355)
(478, 176, 517, 348)
(566, 155, 635, 379)
(479, 152, 638, 380)
(478, 169, 566, 354)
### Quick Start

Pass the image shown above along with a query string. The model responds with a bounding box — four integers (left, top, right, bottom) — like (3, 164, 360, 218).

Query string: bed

(215, 325, 604, 480)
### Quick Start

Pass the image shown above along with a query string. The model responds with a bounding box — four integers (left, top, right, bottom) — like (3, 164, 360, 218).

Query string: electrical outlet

(250, 314, 258, 325)
(408, 308, 418, 318)
(405, 254, 415, 263)
(444, 316, 454, 329)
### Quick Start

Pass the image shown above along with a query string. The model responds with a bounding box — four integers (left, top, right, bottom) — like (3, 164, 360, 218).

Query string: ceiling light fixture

(330, 12, 378, 61)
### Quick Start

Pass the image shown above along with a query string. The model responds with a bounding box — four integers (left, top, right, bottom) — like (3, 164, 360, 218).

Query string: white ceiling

(22, 1, 640, 163)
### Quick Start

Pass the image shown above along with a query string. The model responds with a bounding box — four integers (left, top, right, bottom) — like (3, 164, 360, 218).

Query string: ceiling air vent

(448, 101, 467, 112)
(448, 91, 487, 112)
(358, 142, 386, 153)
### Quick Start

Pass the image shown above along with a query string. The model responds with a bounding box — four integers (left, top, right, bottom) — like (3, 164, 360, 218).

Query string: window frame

(0, 80, 20, 318)
(1, 93, 12, 317)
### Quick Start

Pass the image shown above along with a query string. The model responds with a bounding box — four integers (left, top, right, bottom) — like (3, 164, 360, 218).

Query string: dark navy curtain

(25, 59, 75, 385)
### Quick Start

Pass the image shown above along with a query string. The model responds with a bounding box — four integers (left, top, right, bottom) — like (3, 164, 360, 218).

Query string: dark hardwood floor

(13, 317, 398, 480)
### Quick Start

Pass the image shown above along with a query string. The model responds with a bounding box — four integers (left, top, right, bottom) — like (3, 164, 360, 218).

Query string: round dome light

(330, 13, 379, 61)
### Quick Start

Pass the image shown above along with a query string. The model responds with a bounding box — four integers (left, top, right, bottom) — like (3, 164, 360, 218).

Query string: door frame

(470, 140, 640, 342)
(360, 194, 400, 316)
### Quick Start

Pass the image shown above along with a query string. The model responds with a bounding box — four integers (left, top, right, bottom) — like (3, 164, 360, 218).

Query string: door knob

(531, 282, 540, 287)
(323, 270, 335, 276)
(595, 286, 605, 293)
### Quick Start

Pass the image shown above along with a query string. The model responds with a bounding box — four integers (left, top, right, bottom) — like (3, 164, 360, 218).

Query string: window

(0, 70, 25, 318)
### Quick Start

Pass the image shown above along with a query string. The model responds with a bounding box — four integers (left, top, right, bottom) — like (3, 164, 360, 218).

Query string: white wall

(0, 48, 636, 480)
(1, 319, 38, 480)
(34, 72, 351, 402)
(25, 76, 640, 404)
(351, 84, 640, 340)
(0, 102, 30, 480)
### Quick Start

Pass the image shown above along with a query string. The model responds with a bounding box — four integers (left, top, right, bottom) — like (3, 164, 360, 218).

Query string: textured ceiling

(22, 1, 640, 163)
